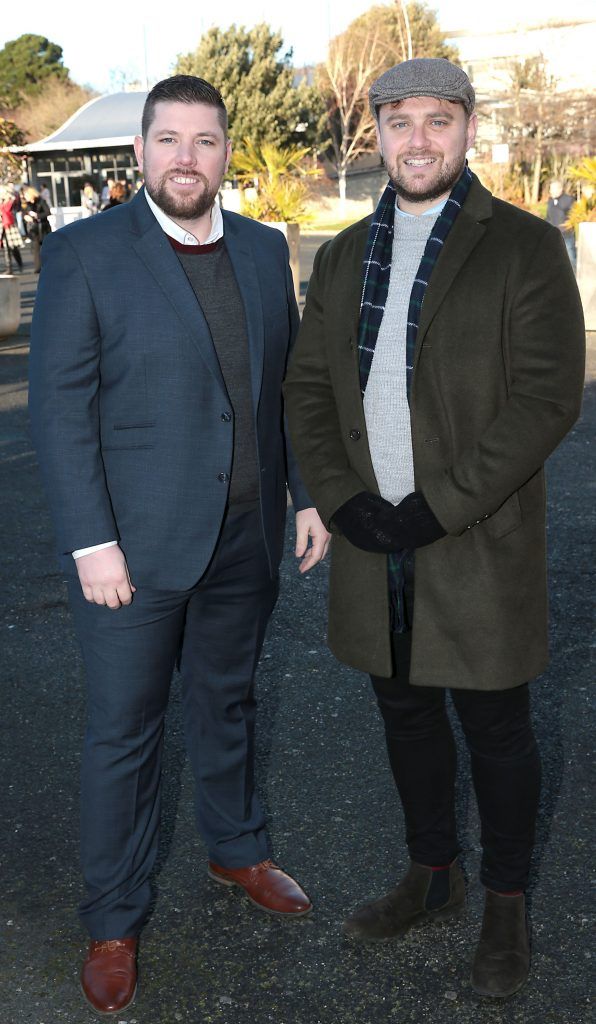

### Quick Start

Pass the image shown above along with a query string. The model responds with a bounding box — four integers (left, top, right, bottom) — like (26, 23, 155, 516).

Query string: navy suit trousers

(67, 504, 278, 939)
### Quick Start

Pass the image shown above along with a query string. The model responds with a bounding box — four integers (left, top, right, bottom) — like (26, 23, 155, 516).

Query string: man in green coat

(284, 59, 585, 998)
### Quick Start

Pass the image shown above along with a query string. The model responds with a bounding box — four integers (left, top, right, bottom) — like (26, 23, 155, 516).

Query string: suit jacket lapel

(222, 212, 264, 414)
(129, 191, 227, 395)
(413, 177, 493, 373)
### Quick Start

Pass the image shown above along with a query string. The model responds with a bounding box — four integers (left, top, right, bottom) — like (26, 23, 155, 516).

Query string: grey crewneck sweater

(363, 211, 435, 504)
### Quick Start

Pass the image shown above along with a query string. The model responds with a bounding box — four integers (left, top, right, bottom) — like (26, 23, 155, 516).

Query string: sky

(1, 0, 595, 94)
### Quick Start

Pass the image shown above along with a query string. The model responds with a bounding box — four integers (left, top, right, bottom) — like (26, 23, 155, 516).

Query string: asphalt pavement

(0, 250, 594, 1023)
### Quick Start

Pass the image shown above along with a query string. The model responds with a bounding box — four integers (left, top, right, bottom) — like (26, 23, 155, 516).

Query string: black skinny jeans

(370, 567, 541, 892)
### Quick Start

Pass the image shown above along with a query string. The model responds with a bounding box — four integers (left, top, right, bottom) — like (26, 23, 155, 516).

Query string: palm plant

(231, 140, 319, 223)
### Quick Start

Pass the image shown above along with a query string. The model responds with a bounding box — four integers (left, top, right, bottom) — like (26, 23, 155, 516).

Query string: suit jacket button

(218, 472, 229, 483)
(349, 428, 361, 441)
(221, 412, 232, 422)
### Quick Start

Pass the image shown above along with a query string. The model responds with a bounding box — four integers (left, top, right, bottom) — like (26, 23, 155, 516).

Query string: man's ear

(375, 121, 383, 160)
(466, 113, 478, 152)
(133, 135, 144, 173)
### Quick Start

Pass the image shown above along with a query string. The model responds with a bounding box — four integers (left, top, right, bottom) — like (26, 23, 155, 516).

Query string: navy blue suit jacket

(29, 189, 310, 588)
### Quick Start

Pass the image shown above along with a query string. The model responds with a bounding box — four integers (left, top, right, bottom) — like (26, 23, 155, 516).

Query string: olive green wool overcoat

(284, 175, 585, 687)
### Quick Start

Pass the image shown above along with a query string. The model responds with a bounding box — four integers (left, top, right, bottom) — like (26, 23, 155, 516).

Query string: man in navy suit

(29, 75, 329, 1015)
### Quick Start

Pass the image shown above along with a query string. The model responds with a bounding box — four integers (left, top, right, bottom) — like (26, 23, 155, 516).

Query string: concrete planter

(263, 222, 300, 305)
(577, 221, 596, 331)
(0, 274, 20, 339)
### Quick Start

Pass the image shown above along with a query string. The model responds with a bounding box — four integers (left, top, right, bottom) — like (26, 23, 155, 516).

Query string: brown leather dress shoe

(81, 938, 138, 1015)
(208, 859, 312, 917)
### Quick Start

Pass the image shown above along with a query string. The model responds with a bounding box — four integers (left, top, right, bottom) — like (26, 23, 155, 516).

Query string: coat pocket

(484, 490, 522, 540)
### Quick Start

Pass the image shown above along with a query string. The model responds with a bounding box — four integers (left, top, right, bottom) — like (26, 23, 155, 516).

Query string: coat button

(221, 412, 232, 422)
(349, 428, 361, 441)
(218, 472, 229, 483)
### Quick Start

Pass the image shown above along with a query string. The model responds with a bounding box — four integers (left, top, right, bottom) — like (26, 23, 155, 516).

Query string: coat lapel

(413, 177, 493, 372)
(129, 191, 227, 395)
(222, 211, 265, 414)
(334, 220, 370, 387)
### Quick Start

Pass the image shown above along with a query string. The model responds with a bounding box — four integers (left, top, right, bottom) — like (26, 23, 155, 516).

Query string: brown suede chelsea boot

(342, 860, 465, 941)
(471, 891, 531, 998)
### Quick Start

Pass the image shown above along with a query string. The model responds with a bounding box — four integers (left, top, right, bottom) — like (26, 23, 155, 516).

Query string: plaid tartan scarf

(357, 163, 473, 631)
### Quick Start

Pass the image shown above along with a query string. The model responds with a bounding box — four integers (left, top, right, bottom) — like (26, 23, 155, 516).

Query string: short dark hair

(141, 75, 228, 138)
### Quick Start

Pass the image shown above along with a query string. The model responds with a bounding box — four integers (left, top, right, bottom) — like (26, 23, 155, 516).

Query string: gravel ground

(0, 333, 593, 1024)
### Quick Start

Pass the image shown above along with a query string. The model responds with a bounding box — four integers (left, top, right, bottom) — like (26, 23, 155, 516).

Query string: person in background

(22, 186, 51, 273)
(19, 187, 32, 241)
(101, 181, 127, 210)
(13, 186, 26, 238)
(39, 183, 52, 207)
(0, 185, 24, 272)
(545, 179, 576, 271)
(284, 57, 585, 1000)
(100, 177, 115, 208)
(81, 183, 100, 216)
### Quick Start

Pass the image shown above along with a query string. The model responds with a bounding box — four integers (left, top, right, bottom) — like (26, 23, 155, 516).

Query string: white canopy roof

(24, 91, 148, 153)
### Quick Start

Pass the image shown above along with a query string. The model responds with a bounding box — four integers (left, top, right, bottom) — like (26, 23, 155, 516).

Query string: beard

(144, 167, 220, 221)
(387, 149, 467, 206)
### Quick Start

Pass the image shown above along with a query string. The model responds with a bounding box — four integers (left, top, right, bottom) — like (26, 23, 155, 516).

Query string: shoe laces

(254, 859, 276, 873)
(93, 940, 135, 956)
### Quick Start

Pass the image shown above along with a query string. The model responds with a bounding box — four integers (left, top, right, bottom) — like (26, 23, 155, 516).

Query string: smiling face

(376, 96, 477, 213)
(134, 100, 231, 231)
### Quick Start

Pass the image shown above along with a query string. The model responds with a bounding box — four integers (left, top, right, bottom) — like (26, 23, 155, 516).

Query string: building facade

(22, 91, 147, 208)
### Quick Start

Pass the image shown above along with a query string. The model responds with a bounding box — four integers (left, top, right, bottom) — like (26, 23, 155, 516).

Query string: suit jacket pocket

(102, 422, 156, 451)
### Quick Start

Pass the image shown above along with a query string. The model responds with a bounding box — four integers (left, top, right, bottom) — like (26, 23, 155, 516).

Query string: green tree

(0, 115, 25, 177)
(352, 2, 460, 64)
(349, 2, 458, 63)
(318, 2, 459, 201)
(0, 34, 69, 109)
(175, 24, 324, 150)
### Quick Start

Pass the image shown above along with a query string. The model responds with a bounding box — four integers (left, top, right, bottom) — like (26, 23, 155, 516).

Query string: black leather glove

(332, 490, 446, 553)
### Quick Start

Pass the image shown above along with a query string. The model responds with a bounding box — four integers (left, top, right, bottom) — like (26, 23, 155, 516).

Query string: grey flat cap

(369, 58, 475, 117)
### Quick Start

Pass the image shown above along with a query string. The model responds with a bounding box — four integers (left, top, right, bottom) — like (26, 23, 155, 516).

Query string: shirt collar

(395, 197, 448, 219)
(144, 188, 224, 244)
